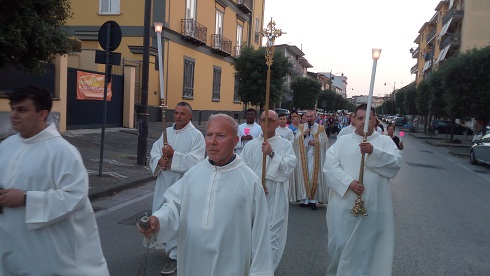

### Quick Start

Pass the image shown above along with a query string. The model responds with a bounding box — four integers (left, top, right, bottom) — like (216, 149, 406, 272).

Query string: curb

(88, 175, 156, 201)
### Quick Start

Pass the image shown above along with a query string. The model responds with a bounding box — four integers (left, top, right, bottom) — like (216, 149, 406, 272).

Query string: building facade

(66, 0, 265, 117)
(411, 0, 490, 84)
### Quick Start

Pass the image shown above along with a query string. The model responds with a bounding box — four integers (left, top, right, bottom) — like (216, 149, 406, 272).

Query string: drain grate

(118, 209, 152, 226)
(405, 162, 443, 169)
(419, 150, 434, 153)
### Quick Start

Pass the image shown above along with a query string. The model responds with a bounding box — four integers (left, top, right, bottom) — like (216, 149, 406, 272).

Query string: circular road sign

(98, 21, 122, 51)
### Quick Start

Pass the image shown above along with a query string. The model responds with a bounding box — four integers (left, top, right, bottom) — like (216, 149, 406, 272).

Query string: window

(254, 17, 260, 44)
(183, 58, 195, 98)
(99, 0, 120, 14)
(215, 11, 223, 36)
(212, 66, 221, 101)
(186, 0, 196, 19)
(236, 25, 243, 57)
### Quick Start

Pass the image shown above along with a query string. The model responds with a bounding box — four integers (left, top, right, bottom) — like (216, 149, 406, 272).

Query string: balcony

(234, 45, 242, 58)
(411, 47, 419, 58)
(211, 34, 232, 56)
(181, 19, 207, 46)
(236, 0, 252, 14)
(440, 33, 461, 50)
(427, 28, 436, 44)
(411, 63, 418, 75)
(442, 8, 464, 25)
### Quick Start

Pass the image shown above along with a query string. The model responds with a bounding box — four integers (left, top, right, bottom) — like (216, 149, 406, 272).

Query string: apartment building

(274, 44, 312, 108)
(66, 0, 265, 116)
(411, 0, 490, 84)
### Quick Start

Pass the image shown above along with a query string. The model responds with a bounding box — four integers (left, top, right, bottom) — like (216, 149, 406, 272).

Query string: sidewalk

(63, 121, 208, 201)
(404, 126, 473, 158)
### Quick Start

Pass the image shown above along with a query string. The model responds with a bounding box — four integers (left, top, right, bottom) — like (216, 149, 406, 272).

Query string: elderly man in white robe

(0, 86, 108, 275)
(290, 110, 329, 210)
(241, 110, 296, 271)
(140, 114, 273, 276)
(149, 101, 205, 274)
(323, 104, 402, 276)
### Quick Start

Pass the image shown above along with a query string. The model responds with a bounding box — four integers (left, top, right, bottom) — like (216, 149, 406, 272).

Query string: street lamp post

(384, 82, 396, 114)
(352, 48, 381, 217)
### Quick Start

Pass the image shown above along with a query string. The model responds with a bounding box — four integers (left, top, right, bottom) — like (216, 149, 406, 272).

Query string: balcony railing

(411, 47, 419, 59)
(442, 8, 464, 25)
(236, 0, 252, 13)
(181, 19, 207, 46)
(411, 63, 418, 74)
(440, 33, 461, 50)
(211, 34, 232, 56)
(234, 45, 242, 58)
(427, 28, 436, 44)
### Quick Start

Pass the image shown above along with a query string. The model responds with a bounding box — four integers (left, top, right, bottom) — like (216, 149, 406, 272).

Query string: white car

(470, 133, 490, 165)
(472, 126, 490, 143)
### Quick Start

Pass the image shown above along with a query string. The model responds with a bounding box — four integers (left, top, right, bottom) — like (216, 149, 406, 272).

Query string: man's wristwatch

(268, 151, 275, 158)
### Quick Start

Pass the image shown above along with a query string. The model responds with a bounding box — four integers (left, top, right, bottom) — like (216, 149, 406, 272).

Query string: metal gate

(66, 68, 124, 129)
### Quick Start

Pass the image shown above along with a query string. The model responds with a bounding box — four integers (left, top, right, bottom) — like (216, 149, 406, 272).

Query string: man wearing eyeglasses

(240, 110, 296, 272)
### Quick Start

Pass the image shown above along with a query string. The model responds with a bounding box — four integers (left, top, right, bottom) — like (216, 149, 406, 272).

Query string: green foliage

(291, 77, 322, 110)
(381, 99, 396, 115)
(394, 89, 405, 114)
(233, 46, 291, 108)
(403, 82, 417, 115)
(316, 89, 354, 113)
(0, 0, 73, 73)
(427, 69, 447, 118)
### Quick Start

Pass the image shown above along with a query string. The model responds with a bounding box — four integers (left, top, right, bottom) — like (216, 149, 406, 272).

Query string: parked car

(472, 125, 490, 143)
(470, 133, 490, 165)
(275, 108, 290, 119)
(429, 120, 474, 135)
(393, 117, 407, 126)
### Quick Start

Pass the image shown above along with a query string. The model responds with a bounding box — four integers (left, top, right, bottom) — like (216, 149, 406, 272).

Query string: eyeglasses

(259, 118, 277, 123)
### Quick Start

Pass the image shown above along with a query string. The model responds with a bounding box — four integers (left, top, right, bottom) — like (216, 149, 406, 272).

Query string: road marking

(95, 192, 154, 218)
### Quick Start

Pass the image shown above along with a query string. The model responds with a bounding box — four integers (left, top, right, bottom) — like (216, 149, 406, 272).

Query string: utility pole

(136, 0, 151, 165)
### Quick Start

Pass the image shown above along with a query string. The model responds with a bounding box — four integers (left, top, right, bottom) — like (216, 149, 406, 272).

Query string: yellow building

(66, 0, 265, 118)
(411, 0, 490, 85)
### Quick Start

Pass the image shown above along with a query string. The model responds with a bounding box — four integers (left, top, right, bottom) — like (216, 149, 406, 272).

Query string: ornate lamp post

(259, 18, 285, 192)
(352, 48, 382, 217)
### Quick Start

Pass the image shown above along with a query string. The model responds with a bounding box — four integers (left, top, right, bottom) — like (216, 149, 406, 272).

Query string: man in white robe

(290, 110, 329, 210)
(275, 113, 295, 143)
(149, 101, 205, 274)
(323, 104, 402, 276)
(140, 114, 273, 276)
(241, 110, 296, 271)
(236, 108, 262, 154)
(0, 86, 108, 275)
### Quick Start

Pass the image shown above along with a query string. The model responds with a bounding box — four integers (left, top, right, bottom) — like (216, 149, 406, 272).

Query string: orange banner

(76, 71, 112, 101)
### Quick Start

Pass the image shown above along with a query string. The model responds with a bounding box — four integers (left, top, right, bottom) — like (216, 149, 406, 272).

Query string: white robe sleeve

(266, 140, 296, 182)
(169, 134, 205, 173)
(153, 177, 183, 243)
(364, 137, 402, 178)
(323, 139, 355, 198)
(150, 133, 165, 176)
(25, 147, 88, 230)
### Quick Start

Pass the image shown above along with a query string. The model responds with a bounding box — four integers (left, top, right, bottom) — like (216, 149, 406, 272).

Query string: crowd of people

(0, 86, 404, 276)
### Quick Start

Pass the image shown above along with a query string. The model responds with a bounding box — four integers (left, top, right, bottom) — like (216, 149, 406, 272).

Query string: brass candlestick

(352, 132, 368, 217)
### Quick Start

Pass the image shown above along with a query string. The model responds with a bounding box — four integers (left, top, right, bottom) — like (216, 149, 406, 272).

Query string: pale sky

(264, 0, 442, 98)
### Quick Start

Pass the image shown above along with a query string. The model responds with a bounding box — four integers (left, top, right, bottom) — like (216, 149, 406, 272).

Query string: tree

(403, 83, 417, 115)
(233, 46, 291, 109)
(394, 89, 405, 114)
(0, 0, 73, 73)
(291, 77, 322, 110)
(416, 80, 430, 133)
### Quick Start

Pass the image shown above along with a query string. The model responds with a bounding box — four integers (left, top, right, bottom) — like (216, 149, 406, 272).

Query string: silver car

(470, 133, 490, 165)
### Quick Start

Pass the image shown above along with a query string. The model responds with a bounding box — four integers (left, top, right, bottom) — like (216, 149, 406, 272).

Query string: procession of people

(0, 85, 403, 275)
